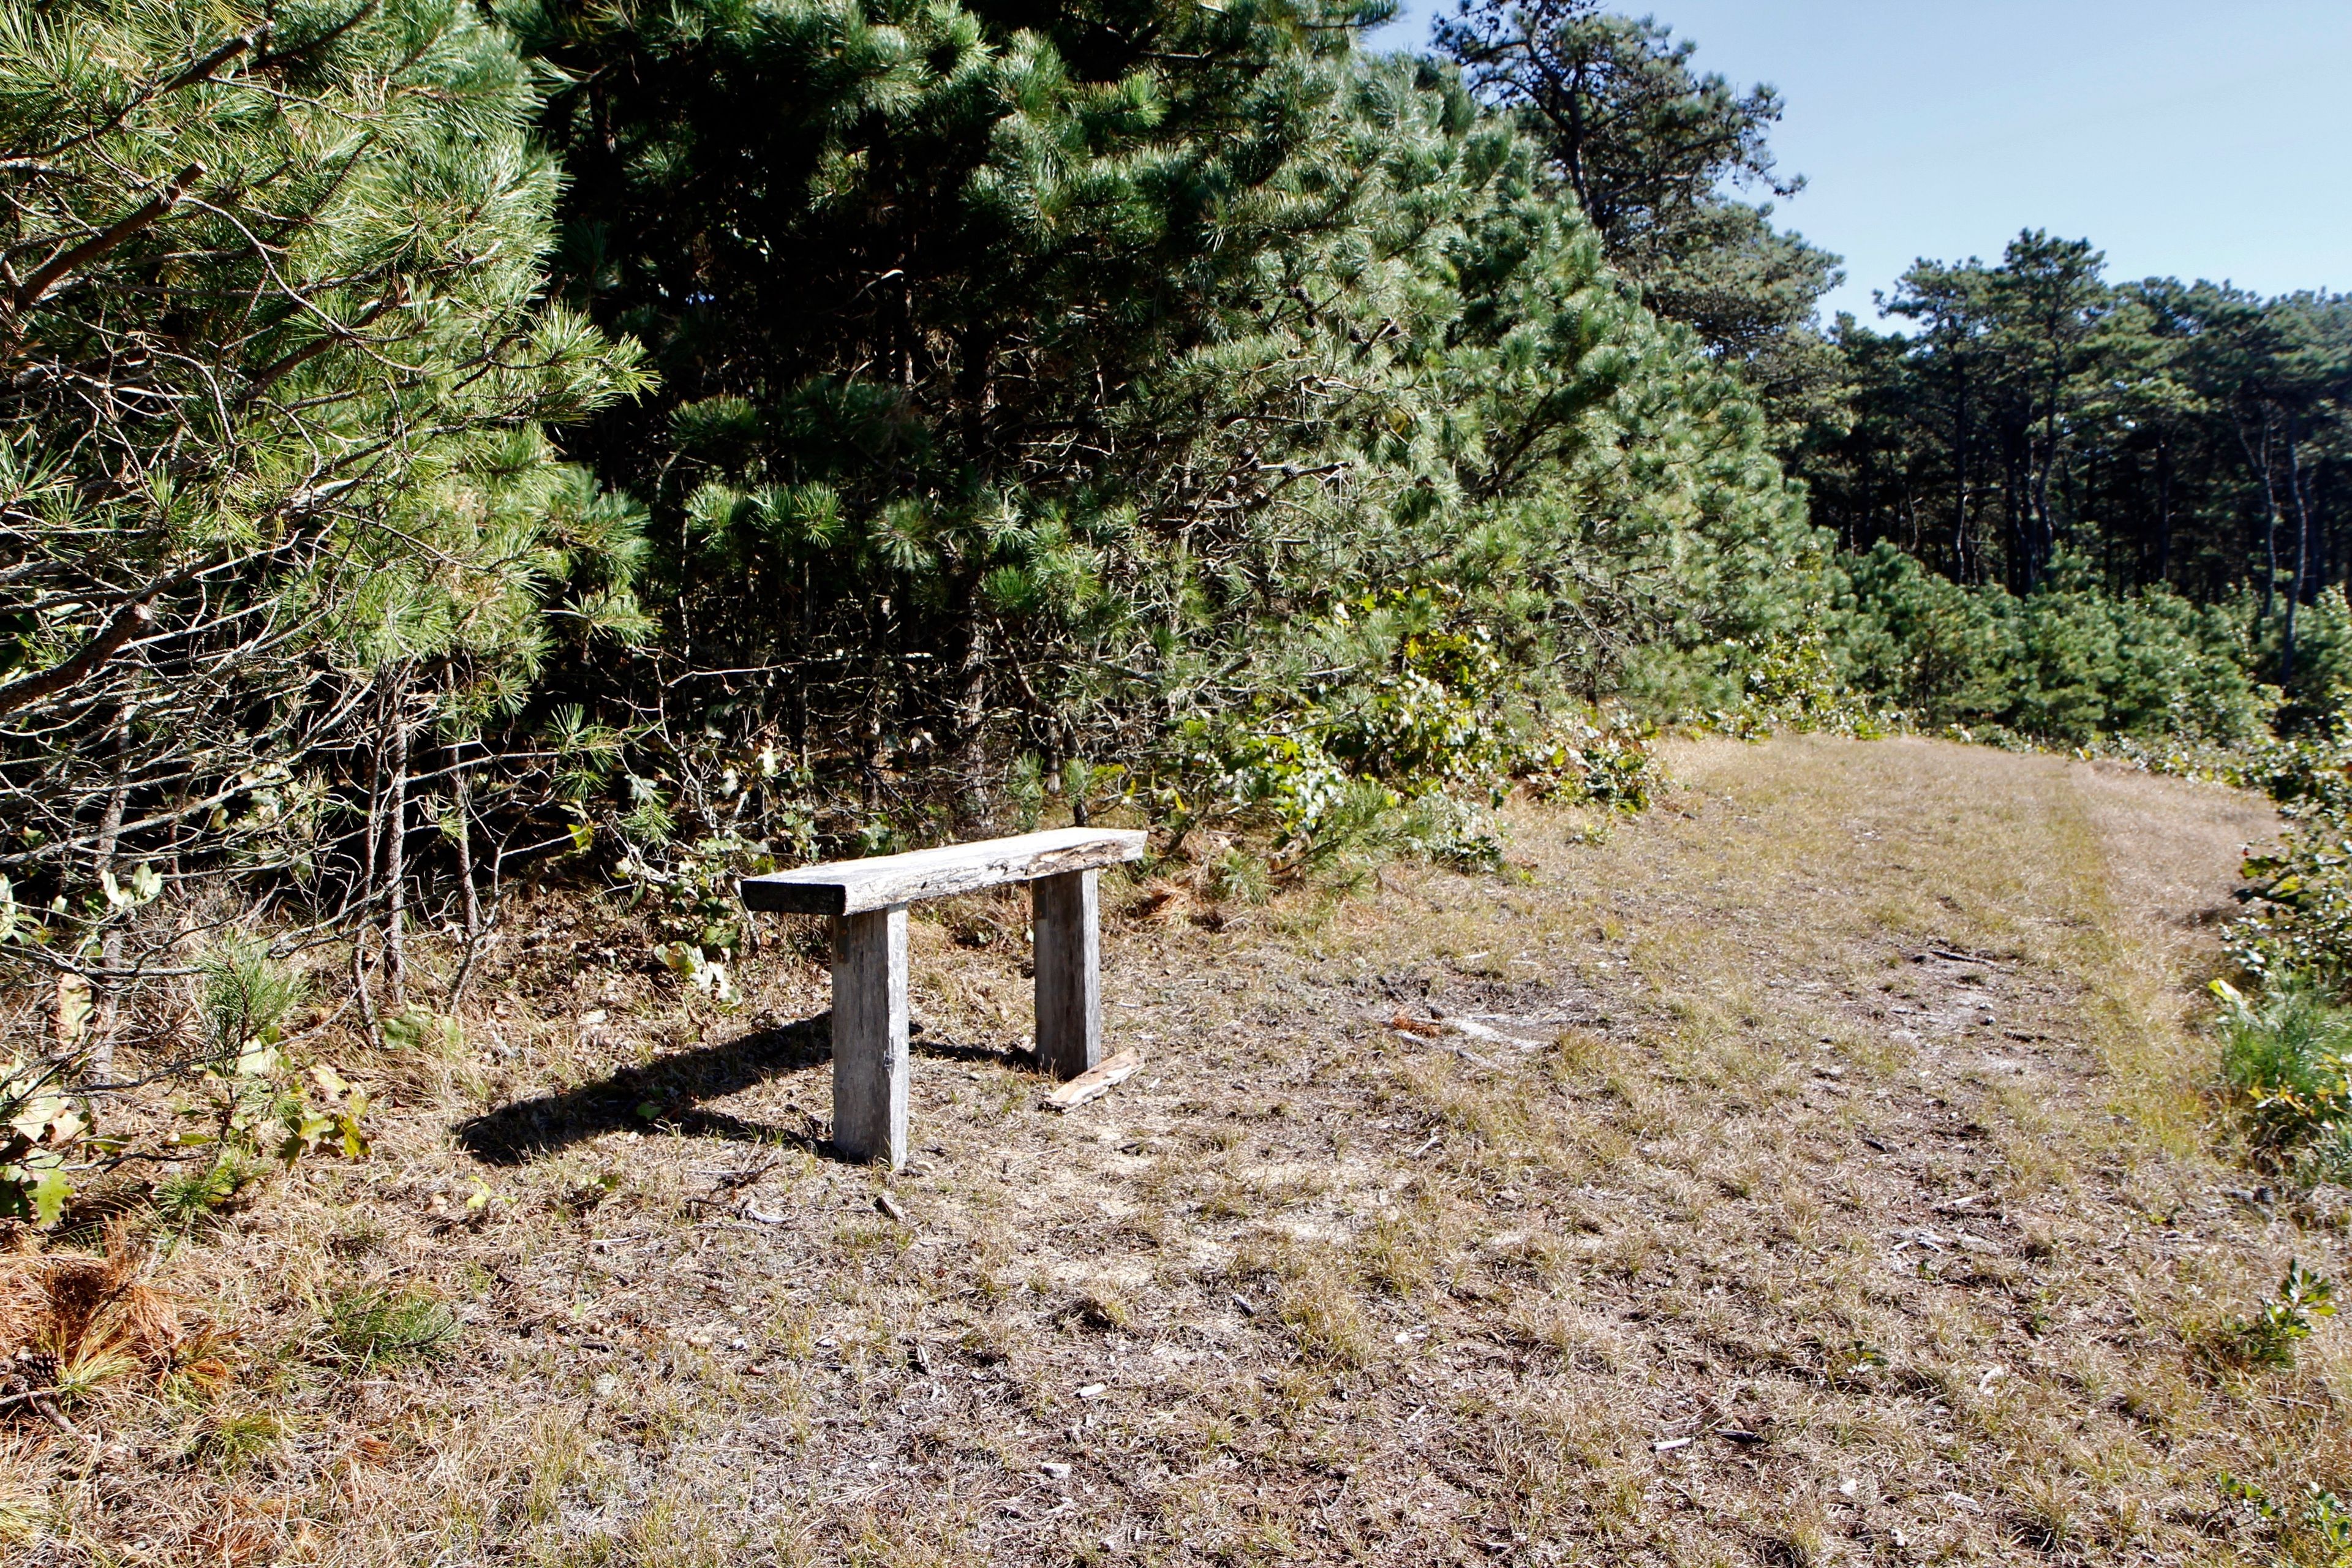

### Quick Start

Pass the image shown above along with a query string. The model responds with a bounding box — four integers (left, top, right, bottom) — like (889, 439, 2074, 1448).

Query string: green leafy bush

(2210, 979, 2352, 1180)
(2218, 1472, 2352, 1559)
(1179, 590, 1664, 869)
(1713, 620, 1906, 739)
(618, 832, 793, 1005)
(2199, 1260, 2337, 1373)
(0, 1054, 85, 1225)
(2229, 808, 2352, 998)
(1519, 712, 1667, 811)
(149, 942, 369, 1230)
(2256, 585, 2352, 734)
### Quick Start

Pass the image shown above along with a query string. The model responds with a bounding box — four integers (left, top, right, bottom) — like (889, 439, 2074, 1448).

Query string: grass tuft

(1276, 1267, 1374, 1370)
(190, 1406, 285, 1472)
(325, 1286, 459, 1368)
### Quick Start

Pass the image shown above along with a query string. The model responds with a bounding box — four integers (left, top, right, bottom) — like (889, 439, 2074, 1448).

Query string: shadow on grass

(454, 1013, 1031, 1165)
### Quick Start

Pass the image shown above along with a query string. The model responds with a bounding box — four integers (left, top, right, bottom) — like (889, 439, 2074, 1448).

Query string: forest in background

(2, 0, 2350, 1218)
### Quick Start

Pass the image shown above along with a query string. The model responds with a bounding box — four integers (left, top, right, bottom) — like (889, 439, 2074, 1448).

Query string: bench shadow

(453, 1013, 1033, 1166)
(910, 1032, 1033, 1066)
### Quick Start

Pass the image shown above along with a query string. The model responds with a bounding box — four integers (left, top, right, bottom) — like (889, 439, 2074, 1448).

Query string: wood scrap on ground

(1044, 1049, 1142, 1110)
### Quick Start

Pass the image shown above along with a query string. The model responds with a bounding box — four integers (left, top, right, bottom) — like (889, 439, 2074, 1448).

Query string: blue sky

(1363, 0, 2352, 326)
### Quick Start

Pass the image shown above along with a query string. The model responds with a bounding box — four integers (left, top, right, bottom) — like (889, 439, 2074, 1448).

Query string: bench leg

(1033, 869, 1101, 1080)
(831, 905, 908, 1167)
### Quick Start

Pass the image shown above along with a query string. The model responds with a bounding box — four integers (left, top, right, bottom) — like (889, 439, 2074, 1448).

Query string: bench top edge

(740, 827, 1145, 908)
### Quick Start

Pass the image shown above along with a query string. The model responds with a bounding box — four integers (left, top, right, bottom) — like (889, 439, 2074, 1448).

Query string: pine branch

(0, 597, 156, 718)
(239, 287, 402, 405)
(17, 30, 262, 167)
(10, 162, 205, 314)
(250, 5, 377, 76)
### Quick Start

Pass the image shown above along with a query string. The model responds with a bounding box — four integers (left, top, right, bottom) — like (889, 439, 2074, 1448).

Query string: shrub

(1182, 588, 1664, 872)
(1720, 620, 1905, 739)
(1827, 545, 2273, 745)
(0, 1055, 83, 1225)
(2229, 821, 2352, 999)
(2211, 979, 2352, 1181)
(2198, 1261, 2337, 1373)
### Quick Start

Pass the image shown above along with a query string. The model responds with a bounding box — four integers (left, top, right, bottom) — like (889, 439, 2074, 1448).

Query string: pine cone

(5, 1345, 59, 1395)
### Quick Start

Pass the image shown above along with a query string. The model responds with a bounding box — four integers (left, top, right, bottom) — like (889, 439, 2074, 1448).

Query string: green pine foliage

(1828, 544, 2272, 745)
(507, 0, 1815, 852)
(0, 0, 1838, 1226)
(0, 0, 646, 1216)
(1434, 0, 1844, 428)
(0, 0, 649, 886)
(1792, 235, 2352, 652)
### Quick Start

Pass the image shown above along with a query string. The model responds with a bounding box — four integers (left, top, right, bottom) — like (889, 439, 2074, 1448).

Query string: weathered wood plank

(1033, 868, 1100, 1079)
(1045, 1049, 1143, 1111)
(831, 907, 908, 1167)
(741, 827, 1145, 915)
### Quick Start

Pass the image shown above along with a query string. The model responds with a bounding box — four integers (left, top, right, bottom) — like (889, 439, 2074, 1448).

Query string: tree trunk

(952, 612, 992, 812)
(448, 736, 486, 1008)
(88, 704, 132, 1082)
(1951, 369, 1973, 584)
(352, 714, 386, 1046)
(2155, 438, 2173, 585)
(2286, 434, 2315, 689)
(795, 561, 812, 774)
(383, 693, 410, 1011)
(2245, 411, 2282, 631)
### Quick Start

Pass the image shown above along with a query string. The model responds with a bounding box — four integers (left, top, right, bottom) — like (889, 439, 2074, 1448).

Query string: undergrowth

(2212, 980, 2352, 1182)
(2196, 1260, 2337, 1373)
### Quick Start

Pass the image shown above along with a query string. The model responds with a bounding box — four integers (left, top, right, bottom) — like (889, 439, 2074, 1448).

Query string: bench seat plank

(741, 827, 1145, 916)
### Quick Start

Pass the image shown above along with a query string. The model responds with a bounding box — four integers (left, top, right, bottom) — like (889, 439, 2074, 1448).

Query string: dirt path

(29, 737, 2352, 1567)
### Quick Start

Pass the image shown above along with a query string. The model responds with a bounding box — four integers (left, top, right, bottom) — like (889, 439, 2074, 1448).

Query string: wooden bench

(740, 827, 1147, 1167)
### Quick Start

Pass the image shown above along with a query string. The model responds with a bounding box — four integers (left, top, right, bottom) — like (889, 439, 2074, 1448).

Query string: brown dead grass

(0, 1224, 181, 1398)
(6, 734, 2348, 1567)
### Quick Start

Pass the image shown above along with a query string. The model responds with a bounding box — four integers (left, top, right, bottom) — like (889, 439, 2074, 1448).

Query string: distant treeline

(1800, 247, 2351, 661)
(1422, 1, 2348, 740)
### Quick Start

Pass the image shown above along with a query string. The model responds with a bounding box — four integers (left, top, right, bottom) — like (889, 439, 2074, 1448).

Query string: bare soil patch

(8, 736, 2346, 1567)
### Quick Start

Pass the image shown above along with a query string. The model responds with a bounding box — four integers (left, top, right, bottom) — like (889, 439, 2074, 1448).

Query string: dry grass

(0, 1226, 183, 1414)
(6, 735, 2348, 1566)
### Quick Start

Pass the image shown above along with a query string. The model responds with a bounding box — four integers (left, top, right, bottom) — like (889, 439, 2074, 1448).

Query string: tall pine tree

(505, 0, 1812, 836)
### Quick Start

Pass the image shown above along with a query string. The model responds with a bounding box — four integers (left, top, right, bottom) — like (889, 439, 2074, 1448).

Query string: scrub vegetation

(0, 1, 2347, 1562)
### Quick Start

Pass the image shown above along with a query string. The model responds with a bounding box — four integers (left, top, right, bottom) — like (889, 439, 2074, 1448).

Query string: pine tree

(508, 0, 1810, 843)
(0, 1, 647, 1054)
(1793, 236, 2352, 695)
(1433, 0, 1842, 424)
